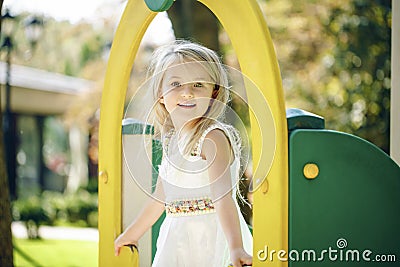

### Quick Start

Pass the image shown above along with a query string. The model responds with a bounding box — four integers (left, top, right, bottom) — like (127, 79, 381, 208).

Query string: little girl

(115, 40, 253, 267)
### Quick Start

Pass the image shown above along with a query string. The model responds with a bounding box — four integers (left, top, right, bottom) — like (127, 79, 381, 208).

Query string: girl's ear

(212, 85, 219, 99)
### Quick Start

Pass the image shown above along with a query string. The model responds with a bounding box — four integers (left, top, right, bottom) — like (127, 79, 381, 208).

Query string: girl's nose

(180, 83, 194, 98)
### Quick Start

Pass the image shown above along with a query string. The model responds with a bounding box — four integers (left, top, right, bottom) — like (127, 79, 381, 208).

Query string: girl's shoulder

(193, 122, 241, 159)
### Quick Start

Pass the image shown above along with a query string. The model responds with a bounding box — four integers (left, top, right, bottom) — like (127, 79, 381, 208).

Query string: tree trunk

(0, 70, 15, 266)
(0, 133, 14, 264)
(167, 0, 220, 52)
(0, 1, 15, 266)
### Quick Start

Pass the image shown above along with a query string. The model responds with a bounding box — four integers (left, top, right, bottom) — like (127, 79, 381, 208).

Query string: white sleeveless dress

(152, 124, 253, 267)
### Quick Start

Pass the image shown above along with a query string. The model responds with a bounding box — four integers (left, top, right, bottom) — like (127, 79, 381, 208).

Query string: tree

(324, 0, 391, 152)
(0, 1, 15, 265)
(261, 0, 391, 152)
(167, 0, 220, 52)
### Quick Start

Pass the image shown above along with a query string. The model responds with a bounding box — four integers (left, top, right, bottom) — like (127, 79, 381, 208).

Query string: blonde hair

(146, 40, 231, 155)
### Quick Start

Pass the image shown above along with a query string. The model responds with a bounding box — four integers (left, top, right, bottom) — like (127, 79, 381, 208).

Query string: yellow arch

(98, 0, 288, 266)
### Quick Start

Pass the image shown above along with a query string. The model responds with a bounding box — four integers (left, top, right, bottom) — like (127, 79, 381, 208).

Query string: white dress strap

(162, 129, 175, 156)
(192, 123, 242, 162)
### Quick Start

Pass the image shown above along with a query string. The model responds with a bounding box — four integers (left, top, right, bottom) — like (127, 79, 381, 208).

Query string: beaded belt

(165, 197, 216, 217)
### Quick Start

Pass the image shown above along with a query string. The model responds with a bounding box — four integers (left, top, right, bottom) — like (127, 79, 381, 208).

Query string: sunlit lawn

(14, 238, 97, 267)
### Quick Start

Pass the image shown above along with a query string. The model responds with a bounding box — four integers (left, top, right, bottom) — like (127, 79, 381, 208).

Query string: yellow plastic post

(98, 0, 155, 266)
(98, 0, 288, 266)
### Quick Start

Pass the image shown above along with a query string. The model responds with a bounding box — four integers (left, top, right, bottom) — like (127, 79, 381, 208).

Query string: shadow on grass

(14, 243, 43, 267)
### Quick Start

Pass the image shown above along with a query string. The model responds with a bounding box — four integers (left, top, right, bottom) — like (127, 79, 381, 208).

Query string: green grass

(14, 238, 98, 267)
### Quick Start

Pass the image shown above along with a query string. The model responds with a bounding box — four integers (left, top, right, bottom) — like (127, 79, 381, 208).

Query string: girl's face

(160, 60, 215, 129)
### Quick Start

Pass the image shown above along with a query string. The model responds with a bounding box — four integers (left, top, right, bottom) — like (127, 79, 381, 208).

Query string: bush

(12, 195, 55, 239)
(12, 189, 98, 238)
(63, 189, 98, 226)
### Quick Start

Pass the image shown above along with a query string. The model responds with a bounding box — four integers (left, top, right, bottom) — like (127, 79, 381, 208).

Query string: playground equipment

(98, 0, 400, 266)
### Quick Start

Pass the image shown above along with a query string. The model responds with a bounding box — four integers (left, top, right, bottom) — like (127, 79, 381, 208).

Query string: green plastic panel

(151, 139, 164, 262)
(286, 108, 325, 132)
(289, 129, 400, 266)
(144, 0, 174, 12)
(122, 119, 154, 135)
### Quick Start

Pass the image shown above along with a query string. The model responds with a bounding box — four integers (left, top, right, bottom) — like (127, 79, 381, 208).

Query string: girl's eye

(171, 81, 181, 87)
(194, 82, 203, 88)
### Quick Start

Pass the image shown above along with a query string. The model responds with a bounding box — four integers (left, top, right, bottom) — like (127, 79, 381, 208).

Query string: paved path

(12, 221, 99, 242)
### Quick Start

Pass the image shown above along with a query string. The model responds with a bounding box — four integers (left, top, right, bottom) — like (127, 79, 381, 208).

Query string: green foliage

(63, 59, 75, 76)
(85, 178, 99, 194)
(63, 189, 98, 227)
(324, 0, 391, 152)
(80, 35, 105, 67)
(12, 189, 98, 239)
(12, 195, 54, 239)
(8, 13, 113, 79)
(261, 0, 391, 152)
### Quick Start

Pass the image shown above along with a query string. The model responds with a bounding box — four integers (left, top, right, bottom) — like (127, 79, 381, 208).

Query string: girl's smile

(177, 101, 196, 108)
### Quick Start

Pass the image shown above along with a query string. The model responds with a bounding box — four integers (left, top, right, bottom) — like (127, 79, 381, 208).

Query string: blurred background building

(0, 62, 94, 198)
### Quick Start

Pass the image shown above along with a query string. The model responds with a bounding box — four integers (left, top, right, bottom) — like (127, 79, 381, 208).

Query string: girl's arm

(202, 129, 252, 267)
(114, 177, 165, 256)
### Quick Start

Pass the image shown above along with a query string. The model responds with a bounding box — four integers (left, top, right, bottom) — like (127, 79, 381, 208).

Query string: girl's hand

(114, 233, 138, 256)
(230, 247, 252, 267)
